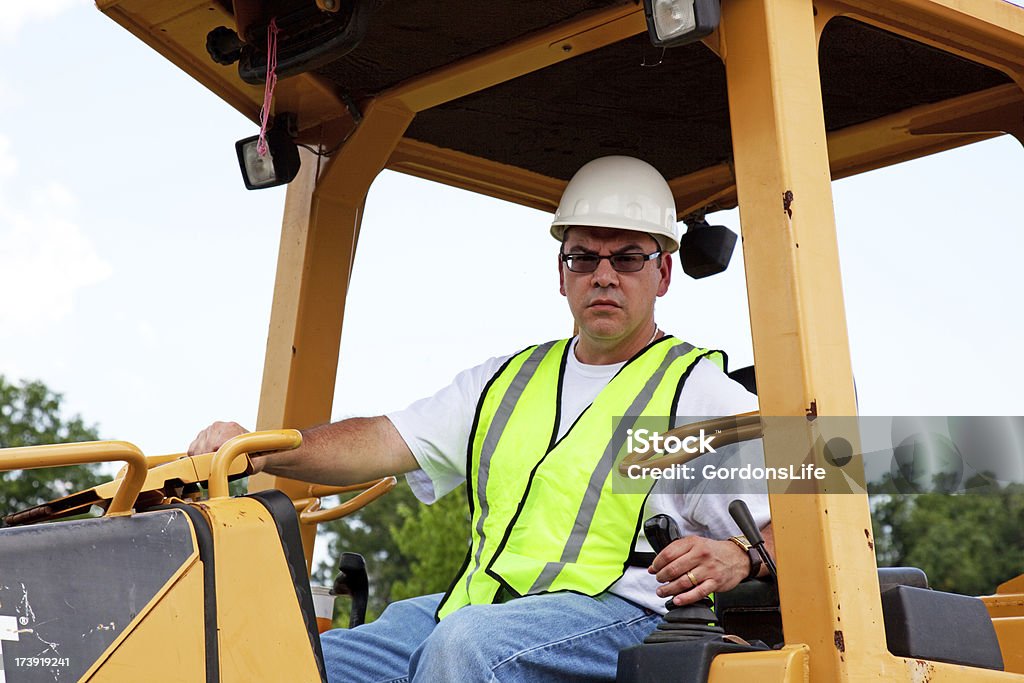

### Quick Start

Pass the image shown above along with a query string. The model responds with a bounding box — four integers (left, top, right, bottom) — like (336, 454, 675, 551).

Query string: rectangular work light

(235, 125, 301, 191)
(643, 0, 721, 48)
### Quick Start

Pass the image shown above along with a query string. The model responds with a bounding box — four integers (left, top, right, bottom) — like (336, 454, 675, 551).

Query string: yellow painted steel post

(720, 1, 887, 680)
(250, 100, 414, 568)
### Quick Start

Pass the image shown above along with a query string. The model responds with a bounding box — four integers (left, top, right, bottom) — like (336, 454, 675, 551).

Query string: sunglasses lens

(610, 254, 645, 272)
(566, 255, 598, 272)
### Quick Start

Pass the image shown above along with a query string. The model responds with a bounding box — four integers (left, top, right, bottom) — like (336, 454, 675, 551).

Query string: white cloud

(0, 147, 111, 330)
(0, 0, 80, 42)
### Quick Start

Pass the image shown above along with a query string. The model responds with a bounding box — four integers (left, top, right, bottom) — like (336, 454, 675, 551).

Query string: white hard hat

(550, 156, 680, 254)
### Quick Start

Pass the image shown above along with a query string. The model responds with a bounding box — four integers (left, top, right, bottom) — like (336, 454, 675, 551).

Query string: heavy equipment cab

(3, 0, 1024, 681)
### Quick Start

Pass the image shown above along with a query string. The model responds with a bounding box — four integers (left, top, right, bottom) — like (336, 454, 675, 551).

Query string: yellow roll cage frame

(22, 0, 1018, 679)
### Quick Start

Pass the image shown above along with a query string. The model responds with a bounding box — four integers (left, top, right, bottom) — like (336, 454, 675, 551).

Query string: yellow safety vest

(436, 336, 723, 620)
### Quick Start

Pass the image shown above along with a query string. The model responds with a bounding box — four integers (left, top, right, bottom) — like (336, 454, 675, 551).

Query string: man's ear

(657, 253, 672, 297)
(558, 253, 567, 296)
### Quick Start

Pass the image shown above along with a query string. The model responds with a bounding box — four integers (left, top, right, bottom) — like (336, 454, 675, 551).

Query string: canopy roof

(99, 0, 1024, 216)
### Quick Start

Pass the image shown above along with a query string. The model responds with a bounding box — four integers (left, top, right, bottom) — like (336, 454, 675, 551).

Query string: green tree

(389, 485, 471, 602)
(0, 376, 103, 512)
(316, 481, 469, 625)
(871, 477, 1024, 595)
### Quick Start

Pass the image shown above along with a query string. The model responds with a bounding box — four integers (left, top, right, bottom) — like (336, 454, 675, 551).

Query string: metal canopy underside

(100, 0, 1023, 215)
(314, 0, 629, 95)
(406, 18, 1011, 186)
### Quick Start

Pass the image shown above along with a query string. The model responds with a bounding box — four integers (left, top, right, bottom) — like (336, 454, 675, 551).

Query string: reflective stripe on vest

(436, 337, 722, 620)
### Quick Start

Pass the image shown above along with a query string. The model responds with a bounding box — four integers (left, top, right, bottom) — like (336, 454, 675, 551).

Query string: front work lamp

(235, 124, 301, 190)
(679, 217, 737, 279)
(643, 0, 721, 48)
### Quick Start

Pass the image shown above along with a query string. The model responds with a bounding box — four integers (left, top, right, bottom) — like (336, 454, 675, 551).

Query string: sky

(1, 1, 1023, 460)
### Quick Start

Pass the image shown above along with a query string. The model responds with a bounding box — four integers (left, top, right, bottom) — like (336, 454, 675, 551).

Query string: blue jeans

(320, 592, 660, 683)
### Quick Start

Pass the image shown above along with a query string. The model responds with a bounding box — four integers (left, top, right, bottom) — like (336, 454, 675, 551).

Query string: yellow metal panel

(708, 645, 809, 683)
(1000, 574, 1024, 594)
(721, 2, 885, 682)
(897, 655, 1024, 681)
(85, 561, 207, 683)
(993, 617, 1024, 675)
(199, 497, 323, 683)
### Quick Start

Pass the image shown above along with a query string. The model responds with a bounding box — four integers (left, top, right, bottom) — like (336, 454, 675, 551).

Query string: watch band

(728, 535, 762, 580)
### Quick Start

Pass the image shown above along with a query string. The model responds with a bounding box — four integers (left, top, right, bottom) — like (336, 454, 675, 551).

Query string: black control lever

(642, 514, 722, 643)
(332, 552, 369, 629)
(643, 513, 680, 554)
(728, 499, 777, 578)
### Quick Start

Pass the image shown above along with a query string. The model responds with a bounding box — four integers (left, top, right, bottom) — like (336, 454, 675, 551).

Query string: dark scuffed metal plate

(0, 509, 196, 682)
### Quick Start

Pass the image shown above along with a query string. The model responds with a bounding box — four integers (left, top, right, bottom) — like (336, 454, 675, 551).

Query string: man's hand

(187, 421, 258, 468)
(648, 535, 751, 606)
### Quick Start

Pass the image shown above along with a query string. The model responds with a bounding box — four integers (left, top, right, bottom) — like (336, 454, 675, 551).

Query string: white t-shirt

(387, 337, 769, 614)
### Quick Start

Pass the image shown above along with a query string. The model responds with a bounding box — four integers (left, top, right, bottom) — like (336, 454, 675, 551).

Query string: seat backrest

(716, 566, 931, 647)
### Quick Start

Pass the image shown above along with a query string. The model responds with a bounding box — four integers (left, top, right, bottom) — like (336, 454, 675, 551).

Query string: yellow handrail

(0, 440, 148, 515)
(295, 477, 398, 525)
(207, 429, 303, 498)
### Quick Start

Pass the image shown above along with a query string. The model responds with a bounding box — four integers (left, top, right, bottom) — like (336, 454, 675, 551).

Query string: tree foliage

(871, 477, 1024, 595)
(389, 485, 471, 602)
(316, 480, 469, 625)
(0, 376, 103, 513)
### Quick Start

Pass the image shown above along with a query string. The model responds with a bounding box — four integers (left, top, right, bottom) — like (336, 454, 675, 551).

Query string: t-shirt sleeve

(673, 357, 771, 537)
(386, 355, 510, 504)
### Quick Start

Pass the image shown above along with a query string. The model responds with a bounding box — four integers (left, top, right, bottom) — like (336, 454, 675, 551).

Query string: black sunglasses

(560, 251, 661, 273)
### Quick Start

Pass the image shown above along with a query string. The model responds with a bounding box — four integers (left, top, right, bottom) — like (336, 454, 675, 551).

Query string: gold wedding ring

(686, 570, 698, 587)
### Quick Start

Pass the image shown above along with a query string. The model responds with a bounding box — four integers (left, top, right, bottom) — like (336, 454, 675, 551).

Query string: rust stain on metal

(783, 190, 794, 218)
(910, 658, 934, 683)
(834, 630, 845, 652)
(864, 528, 874, 550)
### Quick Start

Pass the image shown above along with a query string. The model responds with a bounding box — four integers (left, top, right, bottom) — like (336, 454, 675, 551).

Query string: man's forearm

(253, 416, 419, 486)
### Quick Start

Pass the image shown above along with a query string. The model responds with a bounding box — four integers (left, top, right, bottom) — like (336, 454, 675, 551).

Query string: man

(189, 156, 773, 682)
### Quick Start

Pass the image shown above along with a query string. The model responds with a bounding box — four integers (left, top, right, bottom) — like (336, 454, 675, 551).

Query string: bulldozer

(2, 0, 1023, 680)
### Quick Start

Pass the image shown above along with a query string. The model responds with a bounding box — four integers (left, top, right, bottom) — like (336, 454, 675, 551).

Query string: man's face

(558, 226, 671, 346)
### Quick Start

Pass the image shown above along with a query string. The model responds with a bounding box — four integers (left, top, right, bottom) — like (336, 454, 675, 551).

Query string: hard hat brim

(550, 222, 680, 254)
